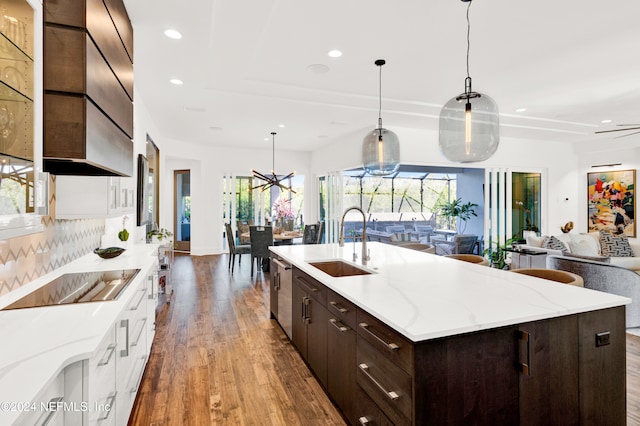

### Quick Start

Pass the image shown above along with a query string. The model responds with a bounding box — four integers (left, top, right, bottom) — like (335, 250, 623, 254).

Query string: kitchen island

(0, 244, 161, 426)
(270, 242, 629, 425)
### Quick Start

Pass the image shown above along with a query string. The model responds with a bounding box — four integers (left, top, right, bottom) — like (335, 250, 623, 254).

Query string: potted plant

(483, 238, 516, 269)
(438, 198, 478, 233)
(147, 227, 173, 244)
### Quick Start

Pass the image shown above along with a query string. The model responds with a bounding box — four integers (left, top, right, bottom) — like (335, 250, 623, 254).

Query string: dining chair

(225, 223, 250, 274)
(444, 254, 488, 265)
(236, 219, 253, 244)
(303, 224, 320, 244)
(249, 225, 273, 277)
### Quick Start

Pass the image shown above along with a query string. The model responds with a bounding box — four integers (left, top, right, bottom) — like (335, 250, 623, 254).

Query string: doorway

(174, 170, 191, 252)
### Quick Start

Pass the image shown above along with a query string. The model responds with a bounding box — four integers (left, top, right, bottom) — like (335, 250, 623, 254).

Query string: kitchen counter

(0, 244, 160, 425)
(269, 242, 630, 342)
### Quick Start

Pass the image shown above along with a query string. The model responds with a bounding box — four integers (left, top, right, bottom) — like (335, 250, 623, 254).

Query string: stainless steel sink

(308, 260, 372, 277)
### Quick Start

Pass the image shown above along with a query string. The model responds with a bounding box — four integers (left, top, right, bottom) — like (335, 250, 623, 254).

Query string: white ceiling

(123, 0, 640, 153)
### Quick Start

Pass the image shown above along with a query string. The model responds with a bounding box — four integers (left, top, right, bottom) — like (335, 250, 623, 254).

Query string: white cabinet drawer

(16, 371, 65, 426)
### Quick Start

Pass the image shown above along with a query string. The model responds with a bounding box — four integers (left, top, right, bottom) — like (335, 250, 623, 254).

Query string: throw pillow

(543, 236, 569, 253)
(599, 231, 634, 257)
(569, 233, 601, 256)
(525, 234, 545, 248)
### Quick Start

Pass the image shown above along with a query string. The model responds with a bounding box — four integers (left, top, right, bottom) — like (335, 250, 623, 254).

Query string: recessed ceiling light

(264, 138, 269, 141)
(328, 50, 342, 58)
(279, 124, 285, 128)
(601, 119, 612, 124)
(515, 108, 527, 112)
(170, 79, 183, 85)
(164, 29, 182, 39)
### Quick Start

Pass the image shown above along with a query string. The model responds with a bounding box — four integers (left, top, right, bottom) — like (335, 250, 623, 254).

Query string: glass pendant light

(439, 0, 499, 163)
(363, 59, 400, 176)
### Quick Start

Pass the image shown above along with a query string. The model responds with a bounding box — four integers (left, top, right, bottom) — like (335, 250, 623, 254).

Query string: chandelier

(250, 132, 296, 193)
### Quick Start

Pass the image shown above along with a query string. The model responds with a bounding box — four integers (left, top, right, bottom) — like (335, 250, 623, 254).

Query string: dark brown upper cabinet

(43, 0, 134, 176)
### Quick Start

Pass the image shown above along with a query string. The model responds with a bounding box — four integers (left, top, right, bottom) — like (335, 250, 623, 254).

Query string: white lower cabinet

(15, 370, 65, 426)
(19, 262, 159, 425)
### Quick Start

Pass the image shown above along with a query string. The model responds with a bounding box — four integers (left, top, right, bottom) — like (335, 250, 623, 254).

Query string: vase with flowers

(272, 197, 294, 233)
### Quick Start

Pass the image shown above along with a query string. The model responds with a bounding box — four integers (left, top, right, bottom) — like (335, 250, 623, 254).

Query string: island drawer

(356, 309, 414, 373)
(327, 289, 357, 330)
(357, 336, 412, 425)
(293, 268, 327, 307)
(355, 384, 394, 426)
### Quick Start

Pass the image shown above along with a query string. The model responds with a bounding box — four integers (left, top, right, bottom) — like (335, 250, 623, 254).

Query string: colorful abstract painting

(588, 169, 635, 237)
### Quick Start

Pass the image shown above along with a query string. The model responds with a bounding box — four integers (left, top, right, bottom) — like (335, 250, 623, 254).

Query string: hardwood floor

(131, 253, 640, 425)
(129, 254, 346, 426)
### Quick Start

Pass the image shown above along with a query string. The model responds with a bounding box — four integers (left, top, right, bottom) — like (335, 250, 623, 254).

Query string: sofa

(547, 255, 640, 328)
(516, 231, 640, 272)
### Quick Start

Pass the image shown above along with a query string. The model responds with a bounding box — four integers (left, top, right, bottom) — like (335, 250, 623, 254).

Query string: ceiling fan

(595, 124, 640, 139)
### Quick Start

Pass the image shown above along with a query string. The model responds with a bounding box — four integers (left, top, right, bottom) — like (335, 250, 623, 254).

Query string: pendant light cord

(466, 1, 471, 80)
(378, 62, 383, 129)
(271, 132, 276, 173)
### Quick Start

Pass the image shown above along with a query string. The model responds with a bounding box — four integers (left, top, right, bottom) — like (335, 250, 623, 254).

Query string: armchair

(434, 234, 479, 255)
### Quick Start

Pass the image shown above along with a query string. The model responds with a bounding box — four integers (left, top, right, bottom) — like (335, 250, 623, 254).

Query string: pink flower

(272, 198, 294, 220)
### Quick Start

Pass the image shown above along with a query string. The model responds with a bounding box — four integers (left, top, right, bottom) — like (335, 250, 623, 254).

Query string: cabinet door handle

(330, 300, 348, 313)
(98, 392, 117, 421)
(120, 319, 130, 357)
(148, 275, 155, 299)
(130, 356, 147, 393)
(297, 276, 319, 293)
(303, 297, 311, 324)
(358, 417, 371, 425)
(359, 322, 400, 351)
(359, 363, 399, 401)
(97, 343, 117, 366)
(329, 318, 349, 333)
(276, 272, 281, 290)
(518, 330, 531, 376)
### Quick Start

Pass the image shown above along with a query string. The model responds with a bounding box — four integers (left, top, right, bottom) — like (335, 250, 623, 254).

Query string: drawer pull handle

(297, 276, 319, 293)
(98, 343, 117, 366)
(131, 318, 147, 347)
(359, 363, 399, 401)
(98, 392, 117, 421)
(148, 275, 155, 299)
(329, 318, 349, 333)
(41, 397, 64, 425)
(359, 416, 370, 425)
(272, 259, 291, 270)
(359, 322, 400, 351)
(131, 288, 148, 310)
(130, 356, 147, 393)
(330, 300, 348, 313)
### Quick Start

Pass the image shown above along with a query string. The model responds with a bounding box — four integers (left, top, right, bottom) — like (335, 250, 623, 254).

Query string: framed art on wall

(587, 169, 635, 237)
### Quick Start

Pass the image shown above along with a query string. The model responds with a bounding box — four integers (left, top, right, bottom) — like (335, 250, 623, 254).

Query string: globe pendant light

(439, 0, 499, 163)
(362, 59, 400, 176)
(250, 132, 296, 193)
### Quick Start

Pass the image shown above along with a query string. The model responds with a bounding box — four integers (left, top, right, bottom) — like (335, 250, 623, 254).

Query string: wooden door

(327, 314, 356, 423)
(173, 170, 190, 252)
(307, 299, 328, 388)
(291, 282, 307, 359)
(269, 259, 278, 319)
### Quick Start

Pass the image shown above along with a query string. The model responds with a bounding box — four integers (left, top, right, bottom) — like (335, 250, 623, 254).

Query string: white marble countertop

(0, 244, 160, 425)
(270, 242, 631, 342)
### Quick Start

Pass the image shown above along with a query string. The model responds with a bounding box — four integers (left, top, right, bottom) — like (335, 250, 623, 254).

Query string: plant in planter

(438, 198, 478, 233)
(147, 227, 173, 243)
(483, 238, 516, 269)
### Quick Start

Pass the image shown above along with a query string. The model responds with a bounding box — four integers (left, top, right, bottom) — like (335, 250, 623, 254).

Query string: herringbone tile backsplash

(0, 218, 104, 297)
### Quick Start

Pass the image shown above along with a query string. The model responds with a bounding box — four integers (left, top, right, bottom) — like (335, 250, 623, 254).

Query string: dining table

(240, 230, 304, 244)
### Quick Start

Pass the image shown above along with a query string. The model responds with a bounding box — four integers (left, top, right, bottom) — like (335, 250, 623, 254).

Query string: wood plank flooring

(129, 254, 346, 426)
(130, 253, 640, 425)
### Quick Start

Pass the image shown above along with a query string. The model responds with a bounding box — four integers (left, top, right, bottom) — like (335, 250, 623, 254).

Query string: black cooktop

(1, 269, 141, 310)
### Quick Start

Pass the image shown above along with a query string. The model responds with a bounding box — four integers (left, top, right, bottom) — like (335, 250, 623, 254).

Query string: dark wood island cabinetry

(276, 261, 627, 426)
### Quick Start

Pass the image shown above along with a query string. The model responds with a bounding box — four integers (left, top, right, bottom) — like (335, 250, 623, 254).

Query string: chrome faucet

(339, 207, 370, 265)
